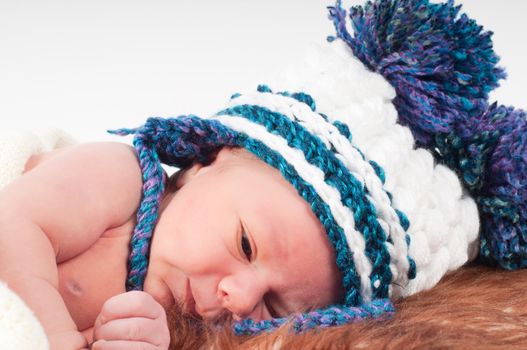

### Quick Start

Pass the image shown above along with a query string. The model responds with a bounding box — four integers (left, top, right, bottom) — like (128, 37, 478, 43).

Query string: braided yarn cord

(234, 298, 394, 335)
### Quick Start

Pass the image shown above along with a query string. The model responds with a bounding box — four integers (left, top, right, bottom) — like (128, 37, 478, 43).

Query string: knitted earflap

(328, 0, 526, 269)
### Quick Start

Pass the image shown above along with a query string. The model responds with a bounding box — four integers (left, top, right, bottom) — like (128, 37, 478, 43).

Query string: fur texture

(167, 264, 527, 349)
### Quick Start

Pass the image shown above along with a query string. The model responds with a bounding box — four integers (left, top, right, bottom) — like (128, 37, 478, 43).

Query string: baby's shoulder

(25, 141, 143, 201)
(2, 142, 144, 259)
(44, 142, 145, 220)
(26, 142, 138, 173)
(64, 141, 141, 177)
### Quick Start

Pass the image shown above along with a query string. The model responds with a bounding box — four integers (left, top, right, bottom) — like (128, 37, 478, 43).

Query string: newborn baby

(0, 143, 342, 349)
(1, 0, 526, 349)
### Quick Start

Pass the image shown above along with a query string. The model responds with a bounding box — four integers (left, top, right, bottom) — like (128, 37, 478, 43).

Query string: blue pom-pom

(436, 103, 527, 270)
(327, 0, 507, 146)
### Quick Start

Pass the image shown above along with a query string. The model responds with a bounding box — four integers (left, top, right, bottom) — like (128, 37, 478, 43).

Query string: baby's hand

(91, 291, 170, 350)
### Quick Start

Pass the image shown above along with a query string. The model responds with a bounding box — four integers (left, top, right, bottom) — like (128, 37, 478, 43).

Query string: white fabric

(0, 128, 75, 349)
(0, 282, 49, 350)
(0, 128, 76, 190)
(263, 39, 480, 298)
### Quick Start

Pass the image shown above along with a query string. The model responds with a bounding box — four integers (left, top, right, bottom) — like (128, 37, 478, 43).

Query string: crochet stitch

(109, 0, 526, 335)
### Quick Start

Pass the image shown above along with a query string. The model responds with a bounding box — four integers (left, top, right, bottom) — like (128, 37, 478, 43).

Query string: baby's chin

(143, 261, 189, 306)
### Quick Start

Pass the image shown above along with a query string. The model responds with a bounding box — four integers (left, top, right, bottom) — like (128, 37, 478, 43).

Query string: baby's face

(144, 147, 342, 322)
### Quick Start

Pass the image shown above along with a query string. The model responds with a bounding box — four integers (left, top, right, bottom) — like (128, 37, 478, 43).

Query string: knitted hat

(110, 0, 526, 335)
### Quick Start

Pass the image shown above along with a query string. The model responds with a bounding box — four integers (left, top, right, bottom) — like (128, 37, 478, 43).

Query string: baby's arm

(0, 142, 143, 349)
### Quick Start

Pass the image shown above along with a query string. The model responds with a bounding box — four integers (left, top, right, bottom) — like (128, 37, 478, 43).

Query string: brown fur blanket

(167, 263, 527, 349)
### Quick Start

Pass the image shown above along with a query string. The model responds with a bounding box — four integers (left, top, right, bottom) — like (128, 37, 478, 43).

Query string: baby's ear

(174, 147, 239, 189)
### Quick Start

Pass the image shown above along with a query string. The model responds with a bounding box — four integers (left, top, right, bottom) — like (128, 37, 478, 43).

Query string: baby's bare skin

(0, 143, 143, 348)
(58, 212, 132, 333)
(24, 147, 133, 342)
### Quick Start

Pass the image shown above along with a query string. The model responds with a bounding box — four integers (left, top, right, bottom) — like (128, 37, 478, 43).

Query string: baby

(1, 0, 526, 349)
(0, 142, 342, 349)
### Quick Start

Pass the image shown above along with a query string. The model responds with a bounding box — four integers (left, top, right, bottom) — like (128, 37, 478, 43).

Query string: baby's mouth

(183, 278, 198, 317)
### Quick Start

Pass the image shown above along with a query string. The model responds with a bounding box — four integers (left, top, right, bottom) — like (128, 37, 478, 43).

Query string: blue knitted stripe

(217, 103, 393, 299)
(332, 119, 353, 142)
(275, 91, 317, 112)
(259, 85, 356, 147)
(367, 159, 415, 279)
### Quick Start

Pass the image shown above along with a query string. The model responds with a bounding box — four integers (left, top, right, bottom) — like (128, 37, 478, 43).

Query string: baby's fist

(91, 291, 170, 350)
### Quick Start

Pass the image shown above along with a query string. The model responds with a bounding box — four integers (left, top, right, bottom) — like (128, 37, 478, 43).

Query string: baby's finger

(98, 291, 165, 324)
(91, 339, 159, 350)
(93, 317, 169, 345)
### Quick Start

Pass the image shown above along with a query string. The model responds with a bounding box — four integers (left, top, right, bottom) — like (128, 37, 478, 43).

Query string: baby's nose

(217, 274, 267, 320)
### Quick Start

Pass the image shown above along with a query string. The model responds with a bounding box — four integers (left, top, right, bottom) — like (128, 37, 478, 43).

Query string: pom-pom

(327, 0, 506, 147)
(436, 103, 527, 269)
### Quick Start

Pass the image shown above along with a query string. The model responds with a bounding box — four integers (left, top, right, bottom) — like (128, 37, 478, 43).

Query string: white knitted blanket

(0, 282, 49, 350)
(0, 129, 75, 189)
(0, 128, 76, 350)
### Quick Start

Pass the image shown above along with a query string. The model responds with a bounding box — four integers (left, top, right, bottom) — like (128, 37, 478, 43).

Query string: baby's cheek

(175, 240, 220, 273)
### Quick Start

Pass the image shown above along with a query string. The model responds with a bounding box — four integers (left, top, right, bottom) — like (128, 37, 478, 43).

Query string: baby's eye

(241, 231, 252, 260)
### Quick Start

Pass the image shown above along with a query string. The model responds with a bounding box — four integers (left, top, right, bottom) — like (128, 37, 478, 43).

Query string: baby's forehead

(212, 147, 278, 178)
(218, 147, 261, 166)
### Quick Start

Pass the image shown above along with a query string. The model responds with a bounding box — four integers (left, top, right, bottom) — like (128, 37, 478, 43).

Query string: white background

(0, 0, 525, 142)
